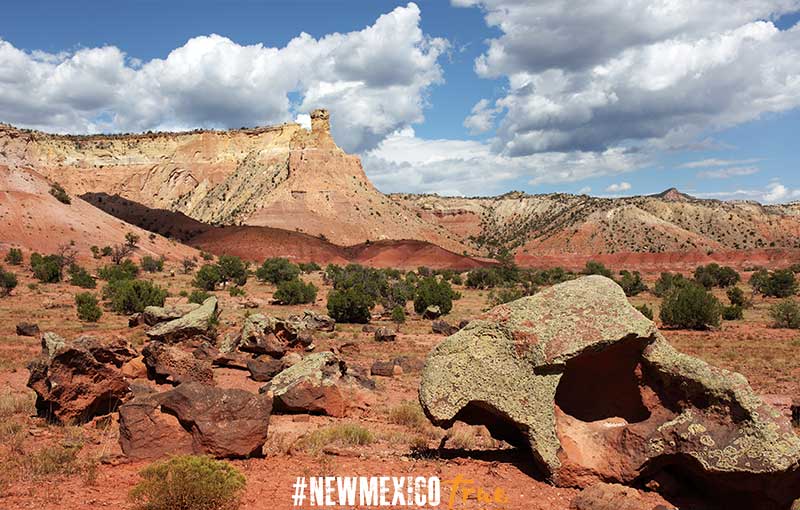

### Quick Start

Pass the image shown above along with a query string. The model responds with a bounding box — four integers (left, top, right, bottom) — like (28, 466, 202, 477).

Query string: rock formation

(419, 276, 800, 509)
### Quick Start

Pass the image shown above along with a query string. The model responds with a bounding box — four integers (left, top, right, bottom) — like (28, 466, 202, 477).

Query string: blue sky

(1, 1, 799, 201)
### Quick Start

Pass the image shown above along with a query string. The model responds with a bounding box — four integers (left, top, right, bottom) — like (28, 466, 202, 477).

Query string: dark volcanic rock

(119, 382, 272, 459)
(16, 322, 40, 337)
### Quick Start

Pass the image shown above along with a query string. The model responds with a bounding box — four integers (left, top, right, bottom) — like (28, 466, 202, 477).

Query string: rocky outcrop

(119, 382, 271, 459)
(237, 313, 314, 357)
(142, 341, 214, 385)
(431, 319, 459, 336)
(286, 310, 335, 333)
(146, 297, 218, 342)
(142, 303, 200, 326)
(419, 276, 800, 509)
(27, 336, 136, 424)
(422, 306, 442, 320)
(16, 322, 40, 337)
(374, 327, 396, 342)
(260, 352, 363, 417)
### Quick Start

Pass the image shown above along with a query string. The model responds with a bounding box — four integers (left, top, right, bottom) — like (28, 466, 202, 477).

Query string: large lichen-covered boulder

(419, 276, 800, 509)
(142, 341, 214, 386)
(260, 352, 365, 417)
(146, 297, 218, 343)
(119, 382, 271, 459)
(237, 312, 313, 357)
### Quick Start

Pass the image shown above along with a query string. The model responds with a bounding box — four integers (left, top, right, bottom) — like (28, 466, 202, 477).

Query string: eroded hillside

(0, 110, 465, 252)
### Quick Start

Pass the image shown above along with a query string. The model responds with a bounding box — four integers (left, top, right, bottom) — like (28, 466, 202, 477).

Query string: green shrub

(694, 263, 740, 288)
(101, 246, 113, 257)
(68, 264, 96, 289)
(327, 287, 373, 323)
(659, 283, 721, 330)
(750, 269, 798, 298)
(98, 260, 139, 282)
(488, 286, 524, 307)
(583, 260, 613, 278)
(30, 253, 62, 283)
(413, 276, 458, 315)
(188, 290, 213, 305)
(466, 267, 501, 289)
(129, 455, 246, 510)
(182, 258, 198, 274)
(216, 255, 248, 286)
(273, 278, 317, 305)
(617, 270, 647, 296)
(726, 286, 748, 307)
(141, 256, 164, 273)
(635, 303, 654, 320)
(90, 246, 101, 259)
(125, 232, 140, 249)
(382, 279, 415, 310)
(106, 279, 167, 314)
(391, 305, 406, 325)
(722, 304, 744, 321)
(298, 262, 321, 273)
(4, 248, 22, 266)
(0, 266, 17, 297)
(193, 264, 222, 291)
(228, 286, 246, 297)
(49, 182, 71, 204)
(201, 251, 215, 261)
(75, 293, 102, 322)
(769, 299, 800, 329)
(256, 258, 300, 284)
(653, 272, 689, 297)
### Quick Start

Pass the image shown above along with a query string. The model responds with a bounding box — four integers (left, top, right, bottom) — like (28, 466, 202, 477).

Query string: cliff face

(0, 110, 465, 252)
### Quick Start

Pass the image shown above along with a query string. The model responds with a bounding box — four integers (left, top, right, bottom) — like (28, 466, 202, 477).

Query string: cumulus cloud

(458, 0, 800, 156)
(696, 166, 760, 179)
(605, 181, 632, 193)
(0, 3, 446, 153)
(362, 128, 644, 196)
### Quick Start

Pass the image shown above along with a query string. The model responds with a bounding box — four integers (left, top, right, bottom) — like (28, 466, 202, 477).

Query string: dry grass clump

(299, 423, 374, 453)
(388, 401, 427, 430)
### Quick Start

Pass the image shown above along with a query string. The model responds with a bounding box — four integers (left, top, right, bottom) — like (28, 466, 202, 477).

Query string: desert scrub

(129, 455, 246, 510)
(300, 423, 374, 453)
(273, 278, 317, 305)
(659, 283, 721, 330)
(75, 292, 102, 322)
(769, 299, 800, 329)
(388, 401, 426, 430)
(189, 289, 213, 304)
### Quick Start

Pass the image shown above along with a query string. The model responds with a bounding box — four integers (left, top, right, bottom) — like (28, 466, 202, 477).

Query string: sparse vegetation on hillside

(583, 260, 613, 278)
(617, 270, 647, 296)
(68, 264, 96, 289)
(4, 248, 22, 266)
(769, 299, 800, 329)
(193, 256, 248, 290)
(141, 256, 164, 273)
(413, 276, 459, 315)
(693, 263, 740, 288)
(105, 279, 167, 314)
(129, 455, 246, 510)
(188, 290, 213, 304)
(49, 182, 71, 204)
(653, 272, 689, 297)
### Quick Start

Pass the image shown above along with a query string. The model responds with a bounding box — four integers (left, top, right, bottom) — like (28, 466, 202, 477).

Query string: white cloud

(694, 181, 800, 203)
(362, 128, 644, 196)
(605, 181, 632, 193)
(0, 3, 446, 153)
(457, 1, 800, 156)
(680, 158, 761, 169)
(578, 186, 592, 194)
(295, 114, 311, 131)
(696, 166, 760, 179)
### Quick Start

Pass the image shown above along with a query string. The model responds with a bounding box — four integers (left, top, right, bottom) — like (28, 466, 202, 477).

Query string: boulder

(142, 303, 200, 326)
(247, 357, 284, 382)
(128, 313, 144, 328)
(119, 382, 271, 459)
(392, 355, 424, 373)
(142, 341, 214, 385)
(371, 360, 403, 377)
(286, 310, 335, 333)
(27, 337, 133, 424)
(431, 319, 458, 336)
(261, 352, 356, 417)
(145, 297, 218, 343)
(419, 276, 800, 509)
(71, 335, 137, 367)
(41, 331, 67, 358)
(422, 305, 441, 320)
(16, 322, 40, 337)
(374, 327, 396, 342)
(238, 313, 312, 356)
